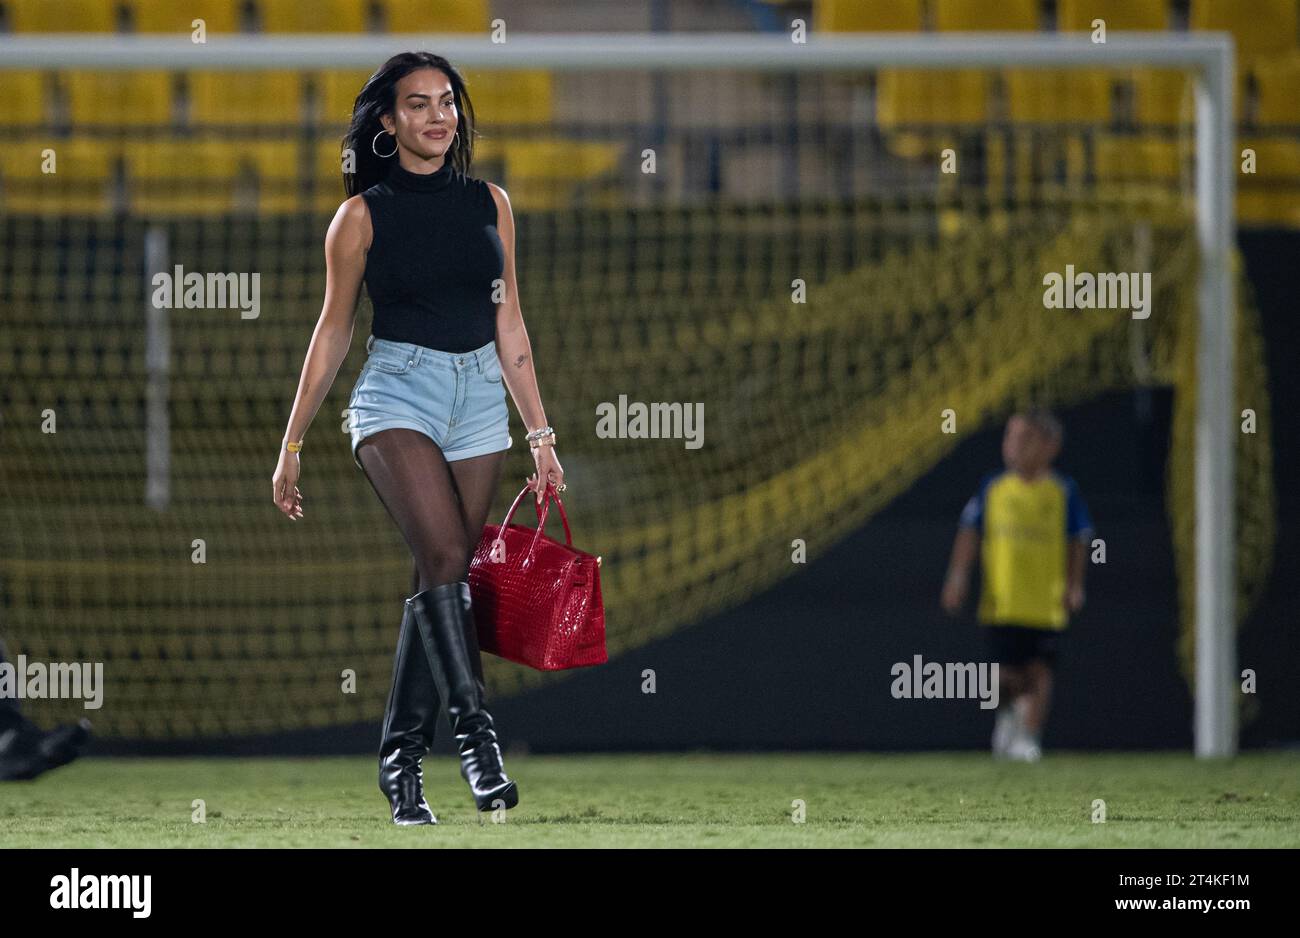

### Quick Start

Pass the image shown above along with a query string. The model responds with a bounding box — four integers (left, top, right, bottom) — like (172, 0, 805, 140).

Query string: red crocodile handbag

(468, 481, 607, 671)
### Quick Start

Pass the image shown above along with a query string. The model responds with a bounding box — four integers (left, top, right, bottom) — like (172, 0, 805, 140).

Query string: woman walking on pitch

(271, 52, 565, 825)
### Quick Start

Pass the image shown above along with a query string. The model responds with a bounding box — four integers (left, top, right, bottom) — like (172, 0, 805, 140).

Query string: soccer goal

(0, 30, 1264, 756)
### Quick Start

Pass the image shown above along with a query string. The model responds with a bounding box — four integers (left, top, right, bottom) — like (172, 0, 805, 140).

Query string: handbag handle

(495, 482, 573, 564)
(535, 482, 573, 547)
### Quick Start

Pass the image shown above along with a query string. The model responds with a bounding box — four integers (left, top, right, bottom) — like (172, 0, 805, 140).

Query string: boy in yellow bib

(941, 410, 1093, 761)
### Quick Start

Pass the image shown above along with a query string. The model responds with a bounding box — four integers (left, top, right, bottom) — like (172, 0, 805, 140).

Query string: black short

(984, 624, 1061, 667)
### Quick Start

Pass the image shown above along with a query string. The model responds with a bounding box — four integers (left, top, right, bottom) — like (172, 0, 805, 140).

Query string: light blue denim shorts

(347, 335, 511, 471)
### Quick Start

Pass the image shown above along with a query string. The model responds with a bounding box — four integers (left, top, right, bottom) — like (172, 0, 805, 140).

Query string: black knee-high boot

(378, 599, 439, 825)
(409, 582, 518, 812)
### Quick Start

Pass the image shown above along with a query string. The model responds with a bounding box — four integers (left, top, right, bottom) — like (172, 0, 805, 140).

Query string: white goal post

(0, 31, 1238, 757)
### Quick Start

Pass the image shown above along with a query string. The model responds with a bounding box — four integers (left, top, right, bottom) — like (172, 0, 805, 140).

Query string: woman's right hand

(273, 450, 304, 520)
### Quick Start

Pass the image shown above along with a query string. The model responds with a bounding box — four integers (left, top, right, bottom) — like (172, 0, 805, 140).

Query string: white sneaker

(991, 708, 1020, 759)
(1004, 735, 1042, 762)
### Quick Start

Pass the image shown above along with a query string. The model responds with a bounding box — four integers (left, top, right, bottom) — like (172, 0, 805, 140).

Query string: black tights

(356, 428, 508, 595)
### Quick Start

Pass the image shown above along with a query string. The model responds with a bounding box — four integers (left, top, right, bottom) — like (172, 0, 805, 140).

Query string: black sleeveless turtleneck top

(361, 160, 505, 353)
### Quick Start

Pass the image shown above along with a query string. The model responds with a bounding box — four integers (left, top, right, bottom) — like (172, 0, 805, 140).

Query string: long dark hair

(341, 51, 478, 196)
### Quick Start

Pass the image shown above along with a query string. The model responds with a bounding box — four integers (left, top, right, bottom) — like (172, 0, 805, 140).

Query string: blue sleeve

(1064, 476, 1094, 540)
(959, 472, 996, 534)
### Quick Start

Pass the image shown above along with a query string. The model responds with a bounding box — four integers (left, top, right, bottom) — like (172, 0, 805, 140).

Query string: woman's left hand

(527, 445, 565, 503)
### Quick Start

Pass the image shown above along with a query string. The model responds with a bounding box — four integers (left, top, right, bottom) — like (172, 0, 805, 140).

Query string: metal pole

(0, 32, 1240, 71)
(144, 226, 170, 512)
(1193, 46, 1237, 758)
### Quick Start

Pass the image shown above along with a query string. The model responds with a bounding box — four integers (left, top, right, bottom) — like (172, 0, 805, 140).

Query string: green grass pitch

(2, 752, 1297, 848)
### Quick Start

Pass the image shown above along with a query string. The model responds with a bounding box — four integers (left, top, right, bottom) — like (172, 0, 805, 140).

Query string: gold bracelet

(285, 440, 304, 453)
(529, 436, 555, 450)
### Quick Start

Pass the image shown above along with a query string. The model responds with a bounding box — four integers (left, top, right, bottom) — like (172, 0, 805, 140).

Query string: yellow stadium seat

(1191, 0, 1298, 58)
(124, 139, 241, 214)
(0, 137, 118, 180)
(379, 0, 488, 32)
(64, 71, 174, 127)
(259, 0, 368, 33)
(222, 138, 301, 213)
(316, 136, 621, 212)
(131, 0, 242, 33)
(1006, 70, 1112, 123)
(1131, 69, 1193, 126)
(314, 139, 350, 180)
(1239, 136, 1300, 179)
(0, 72, 47, 126)
(314, 68, 553, 128)
(490, 137, 623, 211)
(1130, 67, 1247, 127)
(8, 0, 118, 31)
(239, 140, 300, 182)
(123, 139, 301, 214)
(315, 138, 351, 179)
(188, 72, 304, 126)
(1238, 138, 1300, 224)
(312, 140, 358, 212)
(814, 0, 923, 31)
(1238, 190, 1300, 225)
(459, 70, 555, 126)
(877, 70, 989, 126)
(123, 139, 240, 180)
(1058, 0, 1167, 31)
(935, 0, 1038, 31)
(499, 137, 621, 181)
(317, 70, 377, 125)
(470, 137, 504, 166)
(1253, 55, 1300, 126)
(0, 138, 122, 214)
(1094, 133, 1185, 183)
